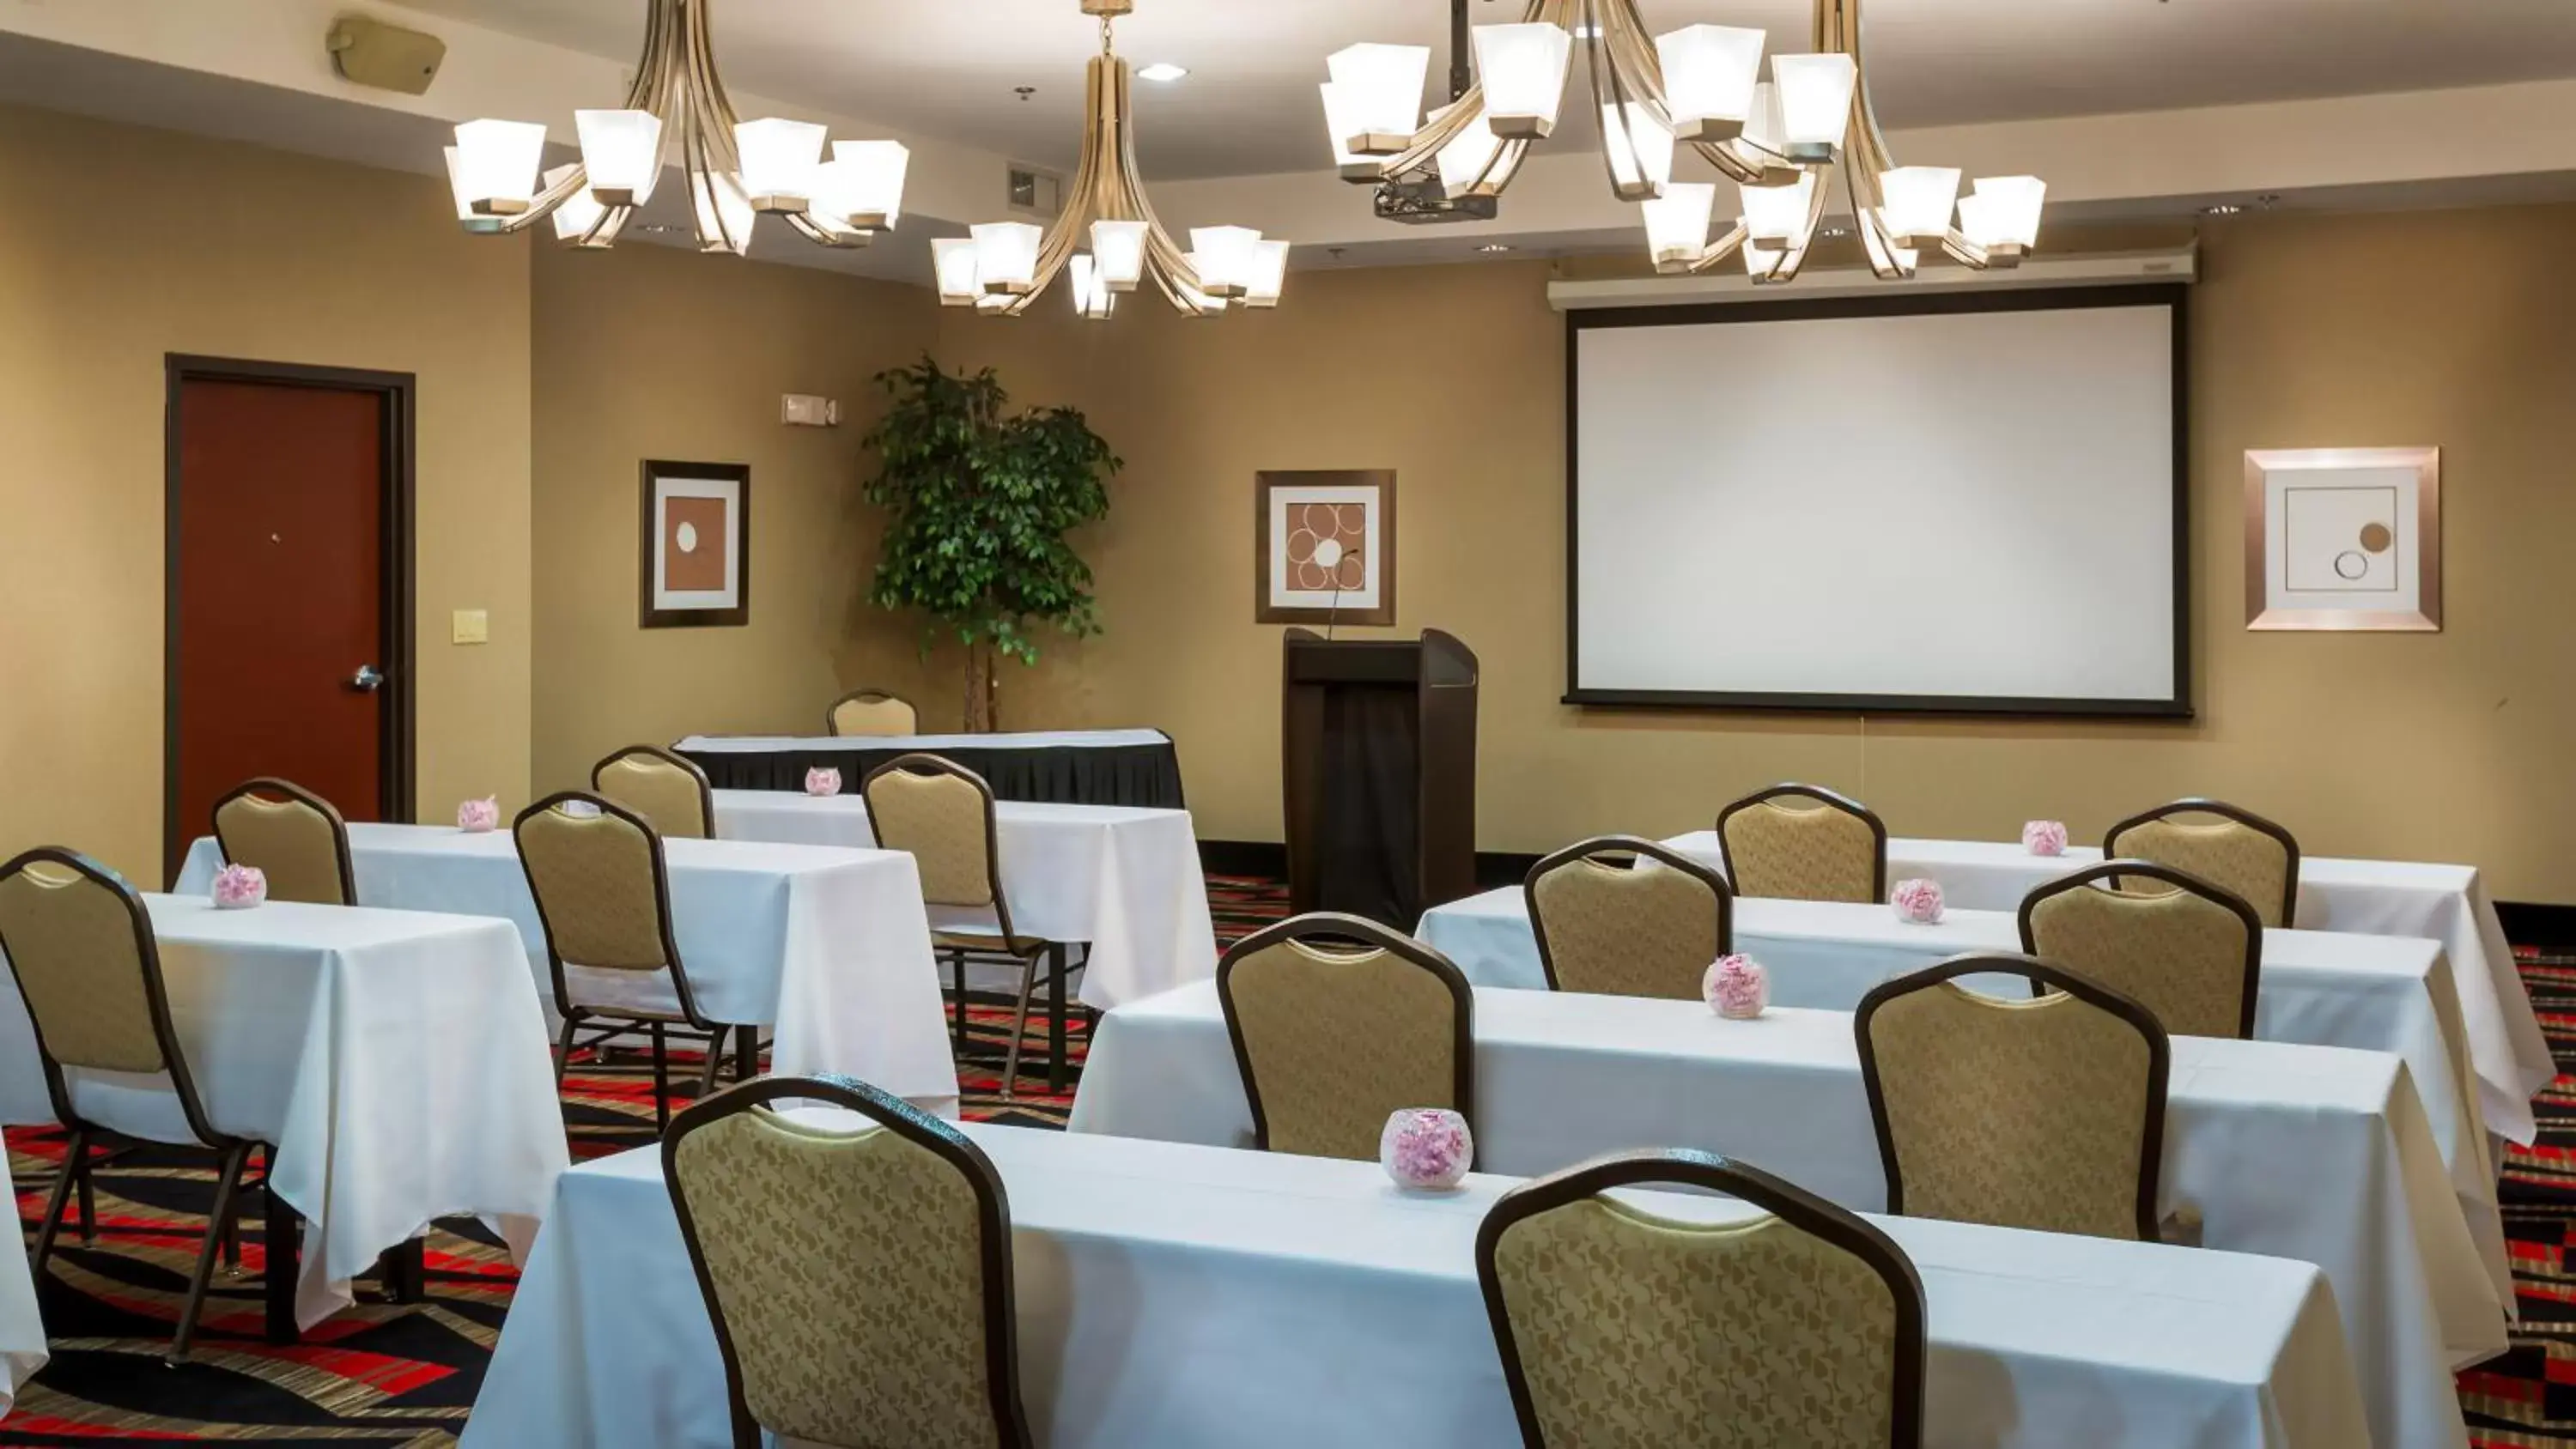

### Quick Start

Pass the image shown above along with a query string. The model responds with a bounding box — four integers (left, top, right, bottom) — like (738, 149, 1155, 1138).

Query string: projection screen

(1568, 286, 2189, 717)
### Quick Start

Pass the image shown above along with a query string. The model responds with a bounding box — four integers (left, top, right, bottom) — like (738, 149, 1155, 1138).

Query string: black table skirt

(678, 737, 1186, 809)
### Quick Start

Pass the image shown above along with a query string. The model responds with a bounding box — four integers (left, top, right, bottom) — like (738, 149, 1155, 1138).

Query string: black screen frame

(1563, 282, 2193, 720)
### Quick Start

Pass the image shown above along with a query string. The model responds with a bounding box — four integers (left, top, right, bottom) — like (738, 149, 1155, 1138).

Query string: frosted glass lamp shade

(1771, 52, 1856, 161)
(1738, 81, 1790, 167)
(1433, 102, 1504, 197)
(693, 171, 756, 256)
(1741, 172, 1815, 245)
(1326, 43, 1430, 152)
(452, 118, 547, 215)
(574, 109, 661, 205)
(1176, 255, 1230, 317)
(442, 148, 506, 233)
(1320, 83, 1379, 179)
(970, 221, 1043, 293)
(1091, 220, 1149, 290)
(1601, 102, 1675, 199)
(829, 139, 908, 227)
(544, 163, 609, 246)
(1190, 225, 1264, 297)
(1244, 239, 1290, 308)
(1656, 25, 1765, 141)
(1473, 23, 1573, 138)
(732, 118, 827, 212)
(933, 238, 981, 306)
(1971, 174, 2046, 249)
(1879, 165, 1960, 244)
(1641, 181, 1716, 270)
(1741, 224, 1787, 282)
(1069, 253, 1115, 319)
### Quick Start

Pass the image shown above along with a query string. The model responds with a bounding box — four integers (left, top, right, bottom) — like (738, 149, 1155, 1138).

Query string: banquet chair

(1856, 954, 2169, 1242)
(2019, 861, 2264, 1040)
(827, 687, 920, 737)
(211, 776, 356, 906)
(1217, 912, 1475, 1162)
(2102, 798, 2301, 928)
(665, 1076, 1034, 1449)
(592, 744, 717, 840)
(0, 847, 279, 1362)
(513, 793, 749, 1127)
(1524, 836, 1732, 1000)
(1478, 1149, 1926, 1449)
(862, 754, 1067, 1100)
(1714, 784, 1888, 904)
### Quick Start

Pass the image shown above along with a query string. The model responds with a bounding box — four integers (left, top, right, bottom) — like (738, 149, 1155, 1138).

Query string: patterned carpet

(5, 882, 2573, 1444)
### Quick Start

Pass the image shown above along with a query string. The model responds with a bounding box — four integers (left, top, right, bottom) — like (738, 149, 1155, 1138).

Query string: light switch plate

(452, 609, 489, 645)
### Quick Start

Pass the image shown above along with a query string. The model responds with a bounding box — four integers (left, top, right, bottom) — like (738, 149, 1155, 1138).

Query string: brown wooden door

(170, 375, 395, 882)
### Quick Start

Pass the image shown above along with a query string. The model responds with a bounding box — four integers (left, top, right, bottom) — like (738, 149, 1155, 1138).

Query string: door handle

(351, 664, 386, 693)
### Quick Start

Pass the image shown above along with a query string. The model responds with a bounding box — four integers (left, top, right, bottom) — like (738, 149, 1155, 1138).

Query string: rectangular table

(178, 824, 956, 1104)
(0, 1149, 43, 1420)
(0, 897, 569, 1331)
(464, 1121, 2370, 1449)
(1416, 884, 2498, 1258)
(676, 728, 1185, 809)
(1072, 981, 2501, 1449)
(1674, 830, 2549, 1143)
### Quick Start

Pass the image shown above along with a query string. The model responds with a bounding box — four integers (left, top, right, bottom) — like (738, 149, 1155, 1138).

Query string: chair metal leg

(651, 1022, 671, 1131)
(946, 949, 967, 1054)
(1002, 954, 1042, 1102)
(263, 1170, 301, 1347)
(552, 1014, 580, 1086)
(170, 1143, 250, 1363)
(693, 1028, 726, 1097)
(75, 1154, 97, 1245)
(29, 1125, 86, 1284)
(733, 1025, 758, 1084)
(1047, 943, 1070, 1093)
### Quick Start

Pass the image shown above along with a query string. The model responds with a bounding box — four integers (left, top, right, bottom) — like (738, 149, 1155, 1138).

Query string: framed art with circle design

(641, 458, 751, 628)
(1255, 470, 1395, 626)
(2244, 447, 2439, 632)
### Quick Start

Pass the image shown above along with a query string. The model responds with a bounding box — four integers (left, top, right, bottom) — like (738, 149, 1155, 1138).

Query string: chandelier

(1320, 0, 2045, 284)
(937, 0, 1288, 318)
(441, 0, 911, 256)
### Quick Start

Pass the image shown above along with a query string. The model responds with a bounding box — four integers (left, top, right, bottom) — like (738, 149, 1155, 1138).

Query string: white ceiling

(402, 0, 2576, 179)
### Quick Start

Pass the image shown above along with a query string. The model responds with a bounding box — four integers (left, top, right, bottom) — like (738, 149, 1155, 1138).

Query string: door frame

(163, 355, 417, 882)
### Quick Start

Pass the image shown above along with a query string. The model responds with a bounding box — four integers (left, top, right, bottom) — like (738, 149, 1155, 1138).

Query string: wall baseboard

(1199, 840, 1540, 895)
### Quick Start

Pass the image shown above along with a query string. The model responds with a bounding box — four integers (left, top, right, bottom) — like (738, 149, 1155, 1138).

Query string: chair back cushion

(593, 751, 713, 840)
(2025, 882, 2255, 1039)
(2105, 815, 2293, 927)
(1491, 1196, 1900, 1448)
(0, 863, 168, 1074)
(671, 1109, 1001, 1449)
(1862, 983, 2156, 1240)
(1529, 854, 1722, 1000)
(866, 767, 996, 909)
(214, 790, 351, 905)
(1722, 800, 1880, 903)
(831, 692, 919, 737)
(1223, 937, 1465, 1161)
(516, 805, 672, 972)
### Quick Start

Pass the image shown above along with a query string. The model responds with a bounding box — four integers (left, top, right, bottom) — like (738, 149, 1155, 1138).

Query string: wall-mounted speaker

(327, 15, 447, 96)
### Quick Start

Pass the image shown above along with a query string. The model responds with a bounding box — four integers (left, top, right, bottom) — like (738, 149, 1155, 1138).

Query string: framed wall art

(2244, 447, 2439, 632)
(1255, 470, 1395, 627)
(641, 459, 750, 628)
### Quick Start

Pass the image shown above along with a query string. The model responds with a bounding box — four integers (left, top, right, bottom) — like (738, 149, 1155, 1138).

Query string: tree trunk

(963, 638, 999, 733)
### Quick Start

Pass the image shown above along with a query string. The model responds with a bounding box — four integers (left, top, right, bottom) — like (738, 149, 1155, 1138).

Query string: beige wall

(930, 204, 2576, 901)
(0, 103, 532, 882)
(528, 240, 937, 793)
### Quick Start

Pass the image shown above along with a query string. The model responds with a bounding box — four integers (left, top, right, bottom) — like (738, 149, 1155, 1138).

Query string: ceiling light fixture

(1321, 0, 2044, 285)
(443, 0, 908, 255)
(1477, 242, 1515, 252)
(1136, 62, 1189, 82)
(947, 0, 1283, 318)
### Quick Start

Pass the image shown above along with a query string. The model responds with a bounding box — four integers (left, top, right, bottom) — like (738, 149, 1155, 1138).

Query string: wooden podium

(1281, 628, 1479, 928)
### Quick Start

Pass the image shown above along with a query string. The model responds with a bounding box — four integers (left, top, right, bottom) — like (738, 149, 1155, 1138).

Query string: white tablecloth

(1, 1149, 43, 1419)
(1416, 885, 2500, 1269)
(1668, 831, 2550, 1143)
(465, 1122, 2369, 1449)
(0, 897, 568, 1330)
(676, 728, 1172, 754)
(179, 825, 954, 1103)
(710, 790, 1217, 1009)
(1072, 982, 2500, 1449)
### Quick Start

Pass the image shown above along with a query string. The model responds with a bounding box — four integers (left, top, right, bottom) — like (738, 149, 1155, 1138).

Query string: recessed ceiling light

(1477, 243, 1514, 252)
(1136, 62, 1188, 82)
(2200, 202, 2245, 216)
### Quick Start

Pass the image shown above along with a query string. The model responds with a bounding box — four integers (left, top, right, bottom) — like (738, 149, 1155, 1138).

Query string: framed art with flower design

(2244, 447, 2439, 632)
(641, 459, 751, 628)
(1255, 470, 1396, 626)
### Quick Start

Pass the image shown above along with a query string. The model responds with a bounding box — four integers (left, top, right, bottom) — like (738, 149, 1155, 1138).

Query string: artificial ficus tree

(860, 357, 1119, 731)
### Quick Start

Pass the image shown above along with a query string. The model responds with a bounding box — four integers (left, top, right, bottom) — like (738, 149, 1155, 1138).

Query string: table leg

(264, 1179, 302, 1346)
(376, 1238, 427, 1304)
(1048, 943, 1068, 1093)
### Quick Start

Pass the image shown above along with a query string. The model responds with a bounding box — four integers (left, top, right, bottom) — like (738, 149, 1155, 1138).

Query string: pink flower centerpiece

(2022, 820, 2069, 857)
(1379, 1107, 1473, 1191)
(1890, 878, 1946, 925)
(805, 767, 843, 797)
(1704, 954, 1770, 1020)
(211, 863, 267, 910)
(457, 797, 501, 834)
